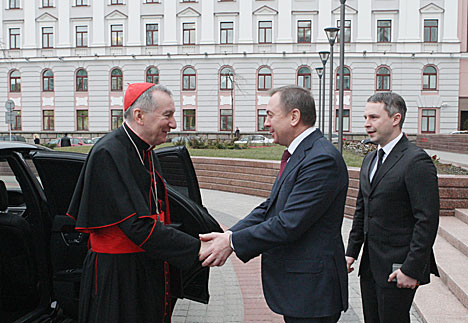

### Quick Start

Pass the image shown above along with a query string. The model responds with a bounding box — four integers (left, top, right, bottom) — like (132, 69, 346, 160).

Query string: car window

(71, 138, 79, 144)
(0, 159, 21, 190)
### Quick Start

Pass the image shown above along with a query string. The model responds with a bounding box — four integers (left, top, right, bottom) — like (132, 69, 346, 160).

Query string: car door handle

(61, 232, 85, 246)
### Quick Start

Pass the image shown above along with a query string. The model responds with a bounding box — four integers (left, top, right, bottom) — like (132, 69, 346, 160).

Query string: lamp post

(315, 67, 323, 131)
(324, 27, 339, 143)
(338, 0, 347, 154)
(319, 51, 330, 136)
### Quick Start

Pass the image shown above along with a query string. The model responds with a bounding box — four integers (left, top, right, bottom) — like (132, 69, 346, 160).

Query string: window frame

(297, 20, 311, 43)
(12, 110, 22, 130)
(421, 108, 436, 133)
(146, 24, 159, 46)
(42, 0, 53, 8)
(337, 19, 351, 43)
(76, 110, 89, 131)
(257, 109, 267, 131)
(183, 22, 196, 45)
(42, 69, 54, 92)
(76, 68, 88, 92)
(9, 70, 21, 93)
(146, 67, 160, 84)
(424, 19, 438, 43)
(258, 21, 272, 44)
(42, 27, 54, 49)
(111, 68, 123, 91)
(111, 0, 123, 4)
(111, 24, 123, 47)
(219, 109, 233, 131)
(376, 66, 391, 91)
(297, 66, 311, 90)
(42, 109, 54, 131)
(9, 28, 20, 50)
(9, 0, 20, 9)
(183, 109, 196, 131)
(257, 66, 272, 91)
(76, 0, 88, 6)
(182, 67, 196, 91)
(422, 65, 438, 91)
(377, 20, 391, 43)
(335, 109, 350, 132)
(220, 22, 234, 44)
(76, 25, 88, 48)
(220, 67, 234, 90)
(111, 109, 123, 130)
(336, 66, 351, 91)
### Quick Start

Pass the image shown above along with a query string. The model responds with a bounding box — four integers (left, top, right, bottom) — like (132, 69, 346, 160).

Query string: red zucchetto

(124, 83, 155, 111)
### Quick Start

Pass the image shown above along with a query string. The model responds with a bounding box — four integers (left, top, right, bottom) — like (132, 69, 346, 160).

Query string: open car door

(32, 145, 221, 318)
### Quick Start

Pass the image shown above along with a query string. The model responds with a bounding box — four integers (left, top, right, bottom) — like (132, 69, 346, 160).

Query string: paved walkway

(423, 149, 468, 169)
(173, 189, 423, 323)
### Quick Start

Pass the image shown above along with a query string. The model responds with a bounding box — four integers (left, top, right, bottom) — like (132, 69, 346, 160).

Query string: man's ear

(290, 108, 301, 127)
(133, 108, 145, 125)
(392, 113, 402, 128)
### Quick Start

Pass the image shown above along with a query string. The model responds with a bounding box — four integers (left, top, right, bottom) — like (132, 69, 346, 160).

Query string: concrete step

(433, 235, 468, 309)
(455, 209, 468, 225)
(438, 216, 468, 258)
(414, 275, 468, 323)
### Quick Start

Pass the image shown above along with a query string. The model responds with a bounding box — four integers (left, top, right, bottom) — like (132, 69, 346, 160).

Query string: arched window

(220, 67, 233, 90)
(42, 69, 54, 92)
(182, 67, 196, 91)
(76, 68, 88, 92)
(111, 68, 123, 91)
(336, 67, 351, 90)
(146, 67, 159, 84)
(423, 66, 437, 90)
(258, 67, 272, 91)
(9, 70, 21, 92)
(376, 66, 391, 91)
(297, 66, 311, 89)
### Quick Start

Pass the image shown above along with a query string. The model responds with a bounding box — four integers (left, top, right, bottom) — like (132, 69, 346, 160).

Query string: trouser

(284, 312, 341, 323)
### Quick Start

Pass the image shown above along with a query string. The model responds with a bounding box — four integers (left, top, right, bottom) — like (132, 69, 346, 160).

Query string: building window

(424, 19, 438, 43)
(76, 26, 88, 47)
(183, 23, 195, 45)
(337, 19, 351, 43)
(76, 0, 88, 5)
(11, 110, 21, 130)
(42, 110, 54, 131)
(111, 68, 123, 91)
(145, 0, 158, 2)
(220, 109, 233, 131)
(111, 109, 123, 130)
(182, 67, 196, 90)
(42, 27, 53, 48)
(297, 20, 311, 43)
(376, 67, 391, 91)
(9, 0, 19, 9)
(258, 21, 272, 44)
(423, 66, 437, 90)
(146, 24, 158, 46)
(258, 67, 272, 91)
(220, 67, 234, 90)
(336, 67, 351, 90)
(9, 28, 20, 49)
(146, 67, 159, 84)
(42, 0, 53, 8)
(111, 24, 123, 46)
(77, 110, 89, 130)
(377, 20, 391, 43)
(42, 69, 54, 92)
(111, 0, 123, 4)
(76, 69, 88, 92)
(421, 109, 436, 133)
(335, 109, 350, 132)
(9, 70, 21, 92)
(220, 22, 234, 44)
(258, 109, 267, 131)
(183, 109, 196, 131)
(297, 67, 311, 89)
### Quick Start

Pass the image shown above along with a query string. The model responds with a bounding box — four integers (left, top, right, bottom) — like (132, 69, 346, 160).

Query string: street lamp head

(315, 67, 324, 78)
(319, 51, 330, 64)
(325, 27, 340, 46)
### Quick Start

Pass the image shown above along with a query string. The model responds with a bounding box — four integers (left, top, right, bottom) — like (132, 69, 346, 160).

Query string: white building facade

(0, 0, 464, 138)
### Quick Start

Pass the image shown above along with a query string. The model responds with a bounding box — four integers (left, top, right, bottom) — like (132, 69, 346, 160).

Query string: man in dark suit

(199, 85, 349, 322)
(346, 92, 440, 323)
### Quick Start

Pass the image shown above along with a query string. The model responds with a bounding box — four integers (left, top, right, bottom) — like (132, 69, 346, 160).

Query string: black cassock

(67, 123, 200, 323)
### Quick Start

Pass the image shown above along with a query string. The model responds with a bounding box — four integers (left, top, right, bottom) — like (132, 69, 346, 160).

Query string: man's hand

(346, 256, 355, 273)
(198, 231, 233, 267)
(388, 269, 419, 289)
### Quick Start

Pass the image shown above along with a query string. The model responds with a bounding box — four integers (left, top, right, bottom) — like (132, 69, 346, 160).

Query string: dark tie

(278, 149, 291, 179)
(372, 148, 385, 182)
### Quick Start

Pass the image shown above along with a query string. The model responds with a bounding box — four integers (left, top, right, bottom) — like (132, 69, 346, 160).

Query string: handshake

(198, 231, 234, 267)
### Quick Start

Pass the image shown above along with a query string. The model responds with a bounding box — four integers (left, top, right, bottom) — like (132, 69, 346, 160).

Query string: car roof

(0, 141, 52, 151)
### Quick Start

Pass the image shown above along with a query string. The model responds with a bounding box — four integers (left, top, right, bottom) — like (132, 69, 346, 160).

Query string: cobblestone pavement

(173, 189, 422, 323)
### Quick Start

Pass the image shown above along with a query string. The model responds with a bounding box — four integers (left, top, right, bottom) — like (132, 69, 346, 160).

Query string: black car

(0, 142, 221, 322)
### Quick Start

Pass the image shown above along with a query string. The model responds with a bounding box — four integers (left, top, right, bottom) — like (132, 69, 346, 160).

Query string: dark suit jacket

(230, 129, 349, 318)
(346, 135, 439, 287)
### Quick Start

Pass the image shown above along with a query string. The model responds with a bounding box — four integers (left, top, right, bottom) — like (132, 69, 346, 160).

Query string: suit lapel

(267, 129, 322, 209)
(370, 136, 408, 193)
